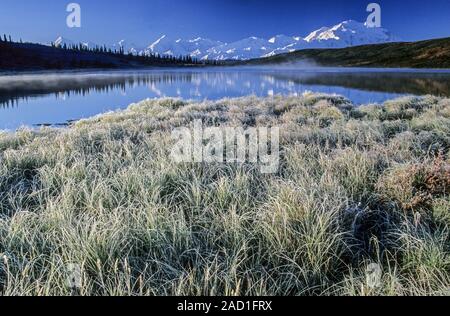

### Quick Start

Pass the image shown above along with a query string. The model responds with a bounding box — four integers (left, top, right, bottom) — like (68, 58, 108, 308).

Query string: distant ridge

(236, 37, 450, 69)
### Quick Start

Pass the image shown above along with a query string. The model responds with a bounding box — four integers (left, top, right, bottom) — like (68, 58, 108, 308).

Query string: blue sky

(1, 0, 449, 45)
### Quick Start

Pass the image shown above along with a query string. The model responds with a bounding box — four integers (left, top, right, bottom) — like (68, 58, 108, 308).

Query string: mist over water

(1, 68, 450, 130)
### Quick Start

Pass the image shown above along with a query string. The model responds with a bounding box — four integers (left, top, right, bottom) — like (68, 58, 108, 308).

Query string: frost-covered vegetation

(0, 93, 449, 296)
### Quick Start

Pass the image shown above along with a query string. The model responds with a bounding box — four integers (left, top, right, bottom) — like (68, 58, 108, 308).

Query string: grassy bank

(0, 93, 449, 296)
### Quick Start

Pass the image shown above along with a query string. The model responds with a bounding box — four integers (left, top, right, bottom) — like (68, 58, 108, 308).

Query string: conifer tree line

(0, 34, 21, 43)
(48, 40, 204, 65)
(1, 34, 221, 66)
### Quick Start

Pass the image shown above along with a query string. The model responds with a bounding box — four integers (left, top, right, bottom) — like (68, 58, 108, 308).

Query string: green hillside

(239, 38, 450, 68)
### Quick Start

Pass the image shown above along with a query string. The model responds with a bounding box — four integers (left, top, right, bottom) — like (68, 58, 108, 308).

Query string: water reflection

(0, 73, 196, 108)
(270, 72, 450, 97)
(0, 68, 449, 129)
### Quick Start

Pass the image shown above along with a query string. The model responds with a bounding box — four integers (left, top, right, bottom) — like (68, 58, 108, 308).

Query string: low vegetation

(0, 93, 449, 296)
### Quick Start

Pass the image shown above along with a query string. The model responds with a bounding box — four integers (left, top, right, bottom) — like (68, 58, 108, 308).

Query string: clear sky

(1, 0, 449, 45)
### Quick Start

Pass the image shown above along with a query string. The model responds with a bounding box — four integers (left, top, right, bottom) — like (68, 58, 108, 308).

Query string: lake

(1, 67, 450, 130)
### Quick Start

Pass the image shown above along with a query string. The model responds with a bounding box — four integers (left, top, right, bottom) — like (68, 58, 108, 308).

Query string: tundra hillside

(0, 93, 449, 295)
(239, 37, 450, 68)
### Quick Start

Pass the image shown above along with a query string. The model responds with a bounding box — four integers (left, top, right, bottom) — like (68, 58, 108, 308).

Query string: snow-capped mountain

(110, 40, 144, 55)
(53, 36, 103, 51)
(52, 20, 399, 61)
(303, 20, 397, 48)
(206, 36, 274, 60)
(147, 20, 398, 60)
(54, 36, 97, 50)
(54, 36, 74, 48)
(145, 35, 224, 57)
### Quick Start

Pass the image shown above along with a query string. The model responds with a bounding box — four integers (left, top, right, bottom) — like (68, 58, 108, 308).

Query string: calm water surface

(1, 67, 450, 130)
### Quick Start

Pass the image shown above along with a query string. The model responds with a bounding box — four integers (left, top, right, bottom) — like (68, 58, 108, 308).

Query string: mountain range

(53, 20, 399, 61)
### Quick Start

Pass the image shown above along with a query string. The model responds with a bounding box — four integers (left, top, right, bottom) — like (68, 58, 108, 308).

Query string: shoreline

(0, 90, 448, 132)
(2, 66, 450, 77)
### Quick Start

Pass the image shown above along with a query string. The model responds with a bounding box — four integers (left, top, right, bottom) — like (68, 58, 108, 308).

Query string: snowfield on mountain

(52, 20, 398, 61)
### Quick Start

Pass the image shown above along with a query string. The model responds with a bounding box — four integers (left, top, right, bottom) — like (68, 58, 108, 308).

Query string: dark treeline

(0, 34, 221, 71)
(47, 40, 202, 65)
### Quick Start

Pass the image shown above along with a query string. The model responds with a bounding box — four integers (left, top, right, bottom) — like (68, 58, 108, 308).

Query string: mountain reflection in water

(0, 68, 449, 129)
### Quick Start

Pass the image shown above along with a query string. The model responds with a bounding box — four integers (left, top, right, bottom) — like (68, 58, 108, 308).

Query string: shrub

(377, 155, 450, 212)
